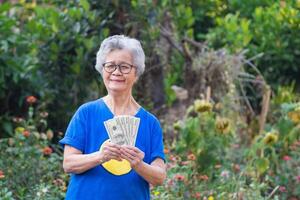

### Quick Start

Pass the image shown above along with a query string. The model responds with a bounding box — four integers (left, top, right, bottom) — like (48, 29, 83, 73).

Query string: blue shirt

(59, 98, 165, 200)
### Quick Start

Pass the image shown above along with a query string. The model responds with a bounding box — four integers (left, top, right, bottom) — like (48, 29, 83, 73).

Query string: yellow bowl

(99, 140, 131, 175)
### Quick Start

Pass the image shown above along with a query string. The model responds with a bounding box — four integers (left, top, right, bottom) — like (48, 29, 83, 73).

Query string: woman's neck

(104, 92, 139, 116)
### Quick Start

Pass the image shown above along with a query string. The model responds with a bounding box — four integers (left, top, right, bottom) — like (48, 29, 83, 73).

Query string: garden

(0, 1, 299, 199)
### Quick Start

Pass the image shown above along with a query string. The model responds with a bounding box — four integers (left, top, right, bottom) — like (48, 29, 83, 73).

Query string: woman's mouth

(110, 79, 125, 82)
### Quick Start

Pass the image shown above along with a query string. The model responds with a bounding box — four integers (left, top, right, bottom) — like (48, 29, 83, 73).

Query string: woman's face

(102, 49, 138, 94)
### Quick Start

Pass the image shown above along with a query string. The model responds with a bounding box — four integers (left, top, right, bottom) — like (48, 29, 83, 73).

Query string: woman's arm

(134, 158, 166, 186)
(63, 142, 122, 174)
(120, 146, 166, 186)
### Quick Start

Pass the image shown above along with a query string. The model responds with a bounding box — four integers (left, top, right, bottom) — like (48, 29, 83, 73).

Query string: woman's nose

(111, 66, 122, 75)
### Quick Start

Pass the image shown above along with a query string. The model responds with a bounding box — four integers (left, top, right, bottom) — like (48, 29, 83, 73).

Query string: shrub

(0, 97, 67, 199)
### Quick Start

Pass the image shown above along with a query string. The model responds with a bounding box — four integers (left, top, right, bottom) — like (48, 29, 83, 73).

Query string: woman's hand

(120, 145, 166, 186)
(99, 141, 122, 163)
(120, 145, 145, 169)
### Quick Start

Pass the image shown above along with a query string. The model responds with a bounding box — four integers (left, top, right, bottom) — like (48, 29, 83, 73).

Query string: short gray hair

(95, 35, 145, 77)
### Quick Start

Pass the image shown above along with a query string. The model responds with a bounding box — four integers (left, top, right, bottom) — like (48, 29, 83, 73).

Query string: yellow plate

(99, 140, 131, 175)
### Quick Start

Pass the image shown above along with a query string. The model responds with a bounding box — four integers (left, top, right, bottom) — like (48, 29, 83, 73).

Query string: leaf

(70, 63, 81, 74)
(80, 0, 90, 12)
(0, 3, 10, 14)
(255, 158, 269, 175)
(2, 121, 13, 135)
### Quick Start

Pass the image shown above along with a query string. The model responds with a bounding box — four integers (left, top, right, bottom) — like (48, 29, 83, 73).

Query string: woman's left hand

(120, 145, 145, 169)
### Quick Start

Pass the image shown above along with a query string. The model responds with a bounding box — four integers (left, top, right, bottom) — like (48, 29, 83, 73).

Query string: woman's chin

(107, 85, 128, 92)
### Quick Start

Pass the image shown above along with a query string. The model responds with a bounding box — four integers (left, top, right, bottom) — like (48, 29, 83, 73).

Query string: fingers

(120, 146, 145, 168)
(122, 145, 141, 153)
(100, 142, 122, 162)
(120, 148, 135, 161)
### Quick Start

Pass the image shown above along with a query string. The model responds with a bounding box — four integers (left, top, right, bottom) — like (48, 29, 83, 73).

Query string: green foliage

(0, 104, 67, 199)
(207, 1, 300, 86)
(154, 88, 300, 199)
(175, 100, 233, 173)
(272, 83, 299, 105)
(245, 101, 300, 196)
(207, 13, 252, 52)
(0, 1, 113, 136)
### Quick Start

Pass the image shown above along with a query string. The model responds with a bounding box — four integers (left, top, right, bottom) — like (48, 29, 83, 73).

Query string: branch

(160, 25, 184, 55)
(182, 37, 206, 49)
(181, 41, 192, 61)
(238, 79, 255, 116)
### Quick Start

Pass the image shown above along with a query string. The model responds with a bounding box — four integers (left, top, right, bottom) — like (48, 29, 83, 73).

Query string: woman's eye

(107, 65, 115, 69)
(121, 65, 130, 69)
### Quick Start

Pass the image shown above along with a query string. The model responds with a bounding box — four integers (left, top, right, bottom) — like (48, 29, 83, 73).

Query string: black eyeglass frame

(102, 62, 136, 74)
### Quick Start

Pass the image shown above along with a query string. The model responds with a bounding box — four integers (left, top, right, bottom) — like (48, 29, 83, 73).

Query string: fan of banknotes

(104, 115, 140, 146)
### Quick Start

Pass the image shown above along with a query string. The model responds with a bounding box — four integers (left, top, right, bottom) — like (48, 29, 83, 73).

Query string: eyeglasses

(102, 62, 136, 74)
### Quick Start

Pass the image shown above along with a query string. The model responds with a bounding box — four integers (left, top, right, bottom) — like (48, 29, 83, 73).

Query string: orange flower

(163, 148, 169, 154)
(43, 147, 53, 155)
(174, 174, 185, 182)
(22, 130, 30, 137)
(187, 153, 196, 161)
(199, 174, 209, 181)
(26, 96, 37, 104)
(0, 170, 5, 179)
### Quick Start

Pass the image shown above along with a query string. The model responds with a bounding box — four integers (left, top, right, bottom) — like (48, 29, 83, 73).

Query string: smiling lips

(110, 79, 125, 82)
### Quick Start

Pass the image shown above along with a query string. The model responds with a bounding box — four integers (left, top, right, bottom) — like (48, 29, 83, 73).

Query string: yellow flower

(15, 127, 25, 134)
(288, 107, 300, 124)
(173, 121, 182, 131)
(194, 99, 212, 113)
(263, 131, 278, 145)
(215, 117, 230, 134)
(208, 196, 214, 200)
(153, 191, 160, 196)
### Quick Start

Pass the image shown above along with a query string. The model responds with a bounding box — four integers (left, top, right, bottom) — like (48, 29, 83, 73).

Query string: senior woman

(59, 35, 166, 200)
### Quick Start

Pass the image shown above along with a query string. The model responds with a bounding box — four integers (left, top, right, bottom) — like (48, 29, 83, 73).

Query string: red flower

(181, 161, 190, 166)
(187, 153, 196, 161)
(174, 174, 185, 182)
(296, 175, 300, 183)
(167, 179, 174, 187)
(22, 130, 30, 137)
(43, 147, 53, 155)
(26, 96, 37, 104)
(0, 170, 5, 179)
(279, 186, 286, 192)
(169, 155, 179, 162)
(232, 164, 240, 173)
(282, 155, 291, 161)
(192, 192, 201, 199)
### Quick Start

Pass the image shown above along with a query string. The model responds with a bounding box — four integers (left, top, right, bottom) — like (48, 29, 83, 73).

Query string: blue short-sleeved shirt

(59, 98, 165, 200)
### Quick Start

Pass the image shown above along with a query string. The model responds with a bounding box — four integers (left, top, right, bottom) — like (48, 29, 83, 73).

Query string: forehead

(105, 49, 133, 63)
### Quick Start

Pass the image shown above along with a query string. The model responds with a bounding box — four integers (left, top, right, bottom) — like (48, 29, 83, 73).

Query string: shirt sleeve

(59, 105, 86, 152)
(150, 118, 165, 163)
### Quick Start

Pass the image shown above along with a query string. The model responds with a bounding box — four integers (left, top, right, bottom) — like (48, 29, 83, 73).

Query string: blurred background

(0, 0, 299, 199)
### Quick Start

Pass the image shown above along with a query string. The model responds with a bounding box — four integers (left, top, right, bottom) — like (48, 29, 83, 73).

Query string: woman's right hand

(99, 141, 122, 163)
